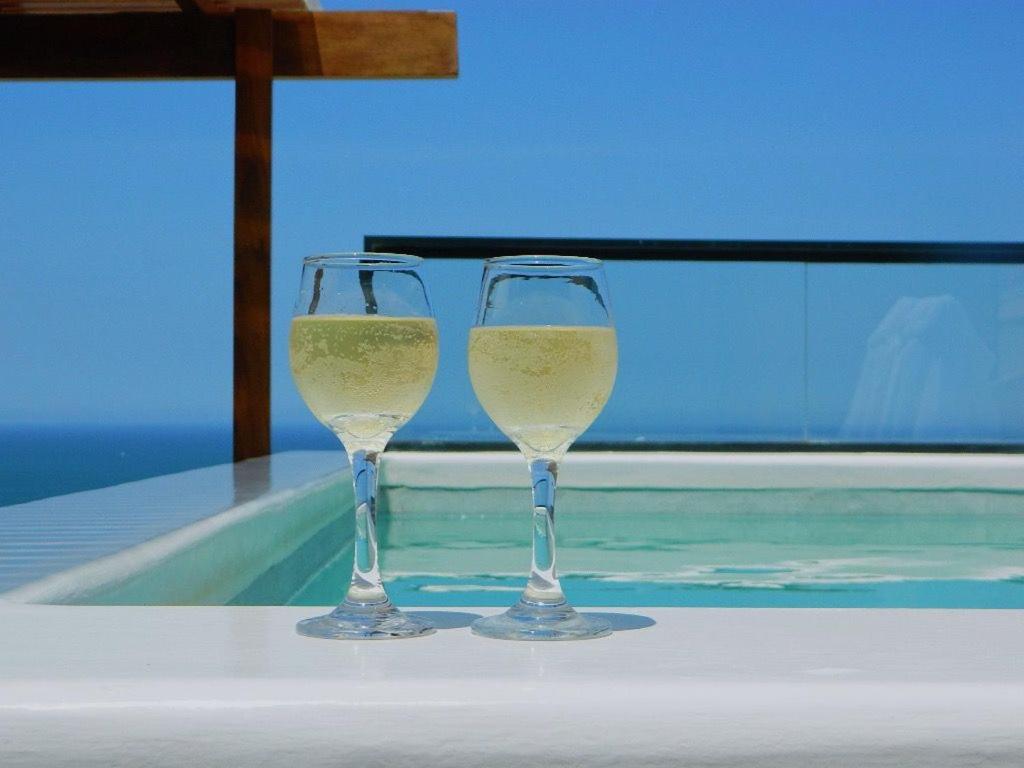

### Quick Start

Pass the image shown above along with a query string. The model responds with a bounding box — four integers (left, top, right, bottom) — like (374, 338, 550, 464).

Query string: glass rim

(302, 252, 423, 268)
(484, 254, 603, 270)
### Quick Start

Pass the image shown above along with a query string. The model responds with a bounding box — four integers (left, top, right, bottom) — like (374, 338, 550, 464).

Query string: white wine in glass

(468, 256, 618, 640)
(290, 254, 438, 639)
(468, 325, 617, 459)
(291, 315, 439, 452)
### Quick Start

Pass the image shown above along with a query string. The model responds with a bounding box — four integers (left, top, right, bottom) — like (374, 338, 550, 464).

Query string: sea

(0, 424, 338, 508)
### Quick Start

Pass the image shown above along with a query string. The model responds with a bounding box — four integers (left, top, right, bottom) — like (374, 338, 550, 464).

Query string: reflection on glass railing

(842, 295, 998, 440)
(809, 263, 1022, 444)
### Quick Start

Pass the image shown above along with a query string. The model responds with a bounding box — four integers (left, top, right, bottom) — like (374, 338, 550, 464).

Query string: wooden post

(233, 8, 273, 461)
(0, 7, 456, 465)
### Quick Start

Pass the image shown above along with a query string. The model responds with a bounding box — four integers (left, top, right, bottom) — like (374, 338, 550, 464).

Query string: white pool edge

(383, 450, 1024, 489)
(2, 605, 1022, 768)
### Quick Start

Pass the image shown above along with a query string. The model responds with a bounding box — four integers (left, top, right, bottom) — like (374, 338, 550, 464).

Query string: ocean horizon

(0, 424, 343, 508)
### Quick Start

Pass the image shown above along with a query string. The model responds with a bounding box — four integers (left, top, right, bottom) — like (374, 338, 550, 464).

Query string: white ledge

(2, 605, 1023, 767)
(383, 450, 1024, 489)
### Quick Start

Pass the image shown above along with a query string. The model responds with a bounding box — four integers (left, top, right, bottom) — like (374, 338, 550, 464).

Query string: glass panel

(413, 260, 808, 445)
(597, 261, 805, 444)
(277, 260, 805, 447)
(277, 257, 1023, 448)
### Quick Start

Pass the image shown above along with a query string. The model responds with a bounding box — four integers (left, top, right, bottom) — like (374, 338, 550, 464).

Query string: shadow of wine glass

(581, 612, 657, 631)
(408, 611, 483, 630)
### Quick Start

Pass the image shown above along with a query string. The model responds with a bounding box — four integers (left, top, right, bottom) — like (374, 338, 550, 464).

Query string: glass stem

(344, 449, 388, 606)
(523, 458, 567, 606)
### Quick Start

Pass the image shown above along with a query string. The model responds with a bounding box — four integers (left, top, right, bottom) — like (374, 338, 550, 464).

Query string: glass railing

(358, 237, 1024, 450)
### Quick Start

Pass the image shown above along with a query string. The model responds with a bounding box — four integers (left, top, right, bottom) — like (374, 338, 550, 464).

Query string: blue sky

(1, 1, 1022, 443)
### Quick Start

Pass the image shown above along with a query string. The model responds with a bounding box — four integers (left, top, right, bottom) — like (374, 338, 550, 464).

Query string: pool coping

(1, 604, 1022, 767)
(382, 450, 1024, 489)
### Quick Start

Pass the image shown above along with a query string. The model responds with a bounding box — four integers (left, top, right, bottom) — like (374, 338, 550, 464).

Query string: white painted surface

(384, 450, 1024, 489)
(1, 605, 1022, 767)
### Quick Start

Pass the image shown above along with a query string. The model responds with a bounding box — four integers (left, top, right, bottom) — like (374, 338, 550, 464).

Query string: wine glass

(467, 255, 617, 640)
(289, 253, 438, 639)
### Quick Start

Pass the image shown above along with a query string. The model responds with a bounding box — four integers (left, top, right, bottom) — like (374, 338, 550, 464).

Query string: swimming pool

(277, 457, 1024, 609)
(8, 451, 1020, 609)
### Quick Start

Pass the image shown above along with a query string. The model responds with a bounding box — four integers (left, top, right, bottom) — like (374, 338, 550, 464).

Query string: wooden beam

(173, 0, 202, 13)
(233, 7, 272, 461)
(0, 12, 234, 77)
(272, 10, 457, 78)
(0, 1, 179, 13)
(0, 1, 312, 13)
(0, 11, 457, 79)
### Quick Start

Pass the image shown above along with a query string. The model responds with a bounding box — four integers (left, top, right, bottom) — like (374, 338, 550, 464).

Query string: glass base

(296, 600, 435, 640)
(471, 599, 612, 641)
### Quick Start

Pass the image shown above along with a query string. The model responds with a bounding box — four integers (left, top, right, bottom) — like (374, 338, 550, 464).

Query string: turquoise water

(380, 576, 1024, 608)
(243, 486, 1024, 609)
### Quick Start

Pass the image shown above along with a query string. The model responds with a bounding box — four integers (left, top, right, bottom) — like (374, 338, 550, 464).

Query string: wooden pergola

(0, 1, 458, 460)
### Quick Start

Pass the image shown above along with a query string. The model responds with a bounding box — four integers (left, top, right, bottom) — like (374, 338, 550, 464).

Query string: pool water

(241, 486, 1024, 609)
